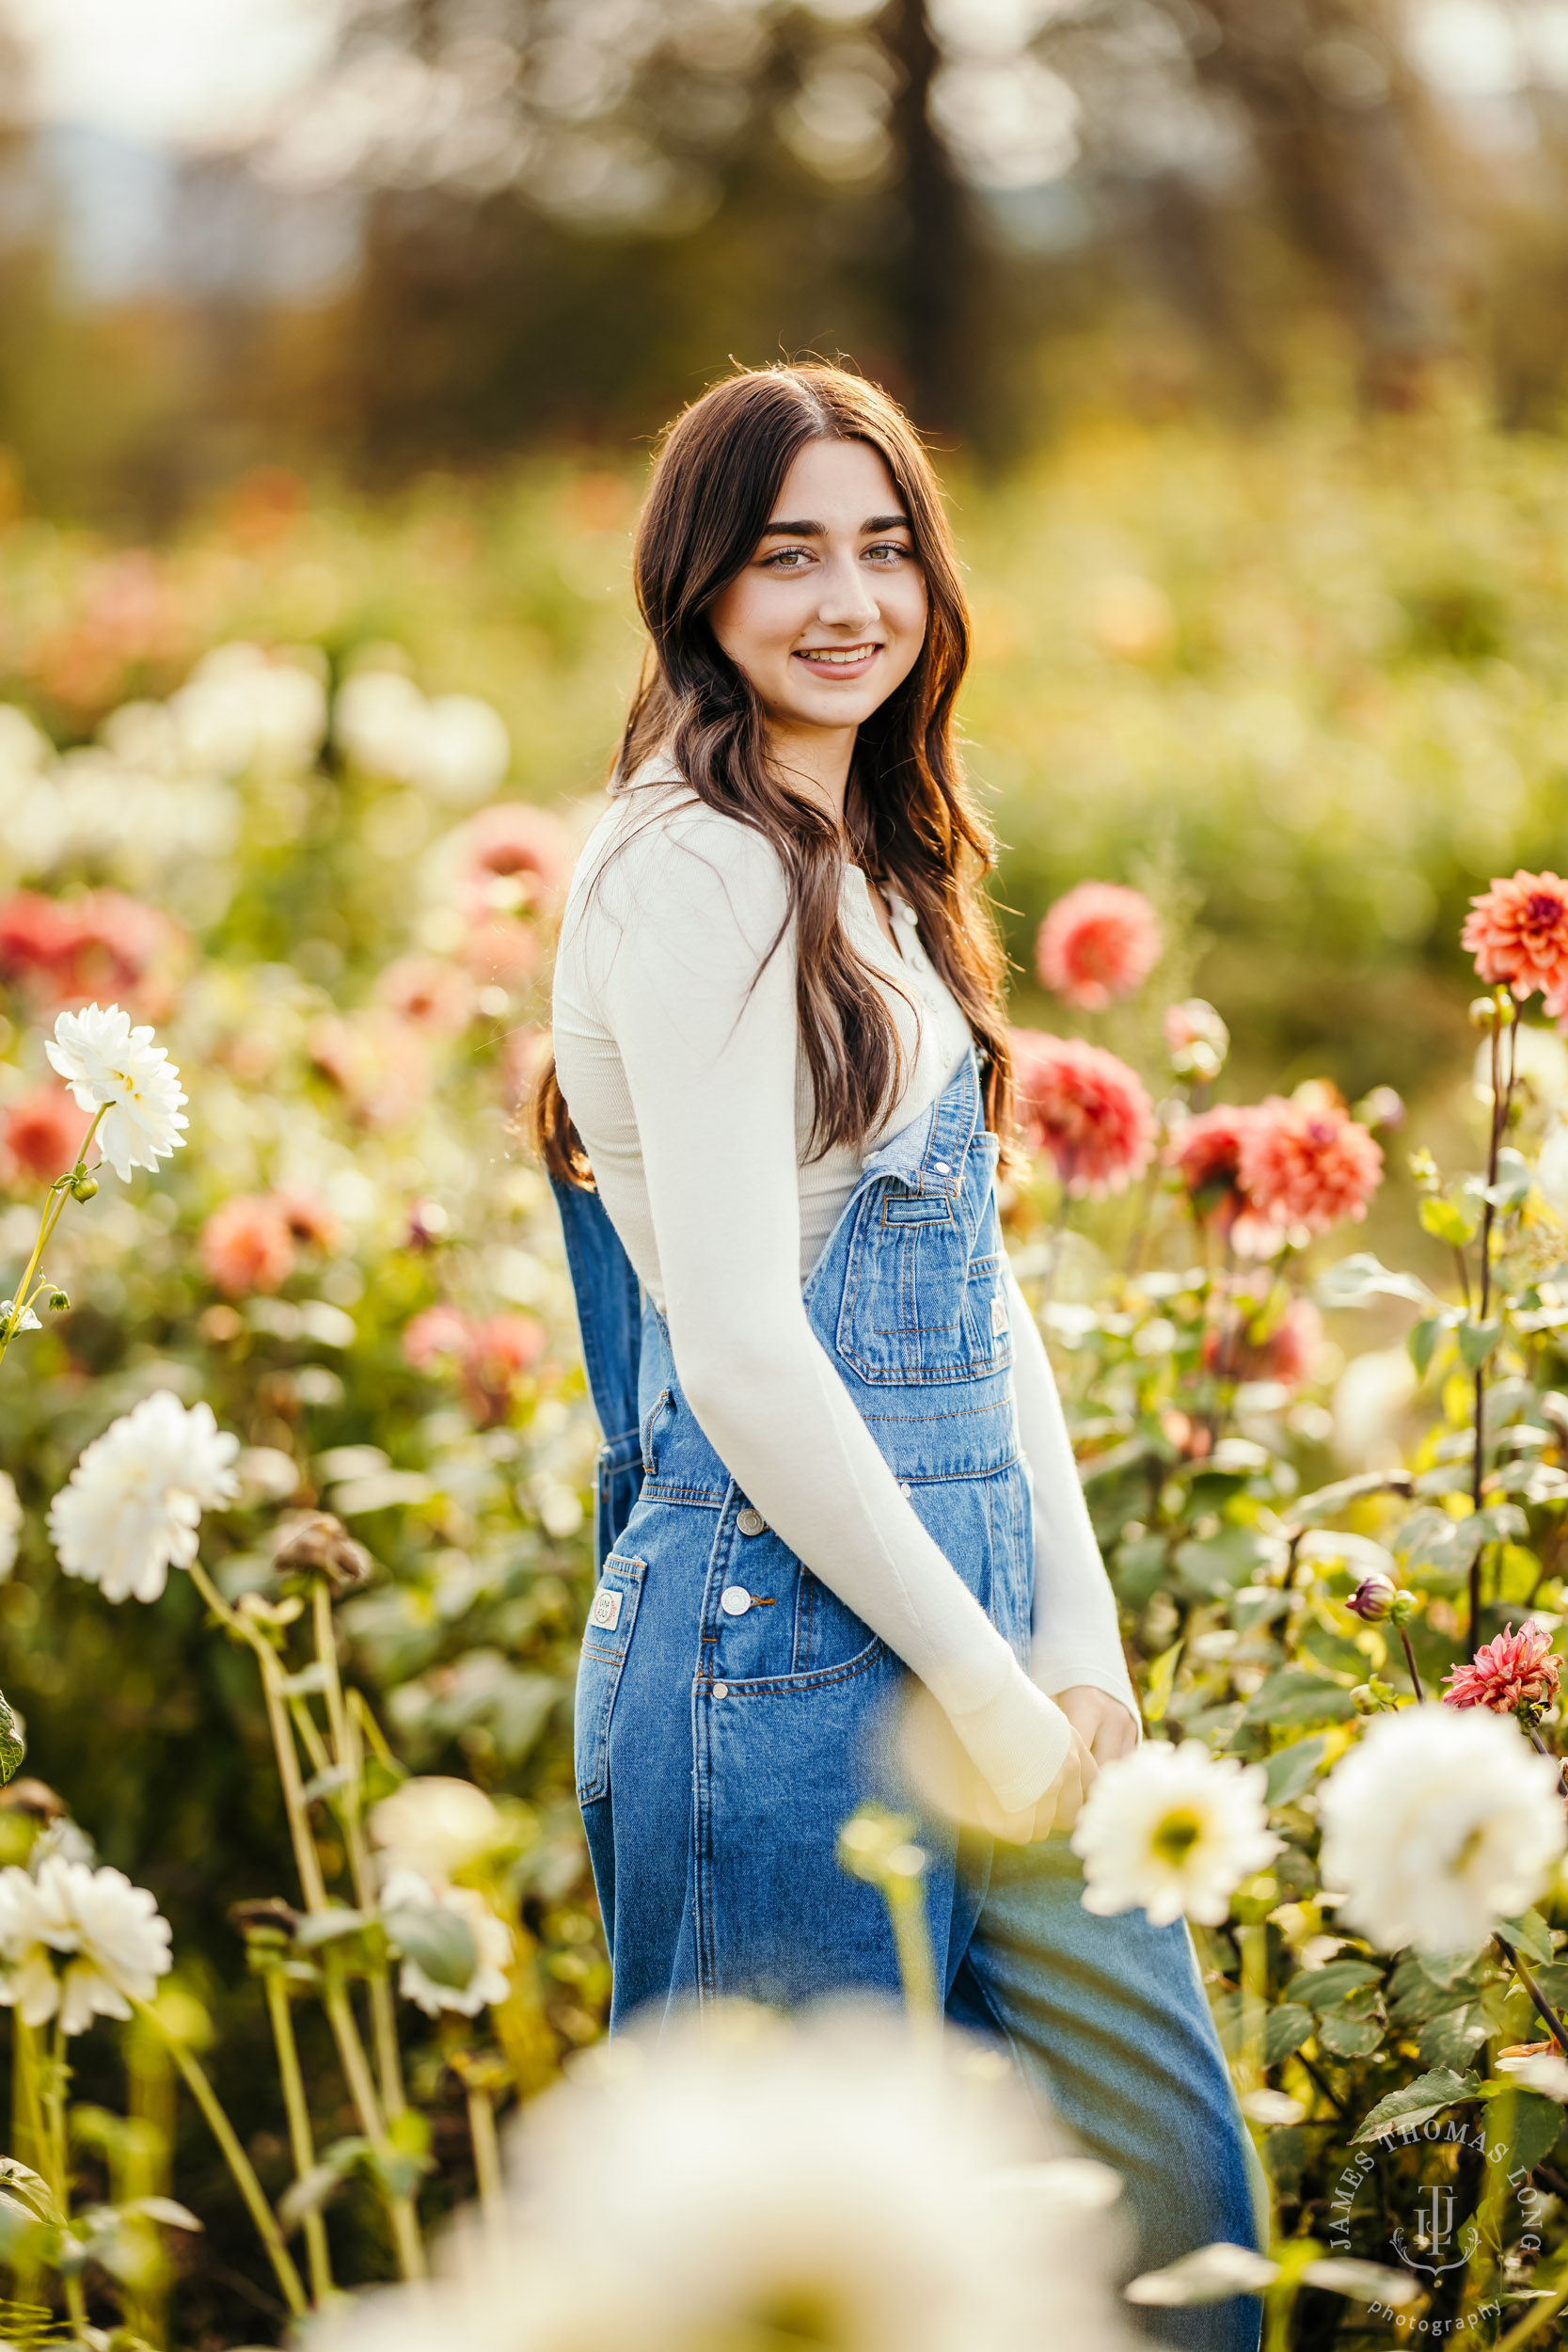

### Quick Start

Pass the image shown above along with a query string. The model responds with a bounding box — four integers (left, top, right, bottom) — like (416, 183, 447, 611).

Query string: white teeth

(797, 646, 875, 664)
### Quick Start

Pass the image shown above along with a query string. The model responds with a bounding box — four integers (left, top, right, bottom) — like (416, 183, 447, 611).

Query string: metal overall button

(736, 1505, 766, 1535)
(720, 1586, 752, 1616)
(711, 1682, 730, 1699)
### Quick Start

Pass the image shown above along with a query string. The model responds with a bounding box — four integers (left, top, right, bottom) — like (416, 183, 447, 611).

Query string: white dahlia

(45, 1003, 187, 1182)
(0, 1855, 171, 2035)
(369, 1776, 504, 1879)
(49, 1391, 240, 1603)
(379, 1867, 512, 2019)
(1071, 1740, 1279, 1926)
(1319, 1703, 1567, 1954)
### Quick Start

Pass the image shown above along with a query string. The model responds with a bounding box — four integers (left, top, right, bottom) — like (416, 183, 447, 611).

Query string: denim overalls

(554, 1053, 1261, 2352)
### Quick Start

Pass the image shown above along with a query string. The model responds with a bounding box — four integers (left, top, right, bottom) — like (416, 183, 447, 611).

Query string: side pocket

(574, 1552, 645, 1805)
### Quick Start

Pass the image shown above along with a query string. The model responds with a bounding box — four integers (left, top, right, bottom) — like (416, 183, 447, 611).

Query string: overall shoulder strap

(549, 1177, 642, 1454)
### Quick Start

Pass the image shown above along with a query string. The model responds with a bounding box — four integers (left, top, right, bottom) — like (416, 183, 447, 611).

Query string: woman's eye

(765, 548, 811, 569)
(865, 543, 911, 564)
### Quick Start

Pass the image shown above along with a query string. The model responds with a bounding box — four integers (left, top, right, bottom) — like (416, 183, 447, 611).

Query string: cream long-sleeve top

(551, 772, 1138, 1815)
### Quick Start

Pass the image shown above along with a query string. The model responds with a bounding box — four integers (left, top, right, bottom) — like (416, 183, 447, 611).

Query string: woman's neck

(764, 716, 858, 828)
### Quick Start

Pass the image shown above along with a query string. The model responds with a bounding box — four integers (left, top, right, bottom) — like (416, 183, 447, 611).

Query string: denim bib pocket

(836, 1151, 1015, 1385)
(575, 1551, 646, 1804)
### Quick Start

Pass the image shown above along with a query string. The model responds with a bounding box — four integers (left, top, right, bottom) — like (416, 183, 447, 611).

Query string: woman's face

(707, 437, 928, 742)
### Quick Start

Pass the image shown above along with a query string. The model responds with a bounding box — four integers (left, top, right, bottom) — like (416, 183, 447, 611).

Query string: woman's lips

(791, 644, 880, 679)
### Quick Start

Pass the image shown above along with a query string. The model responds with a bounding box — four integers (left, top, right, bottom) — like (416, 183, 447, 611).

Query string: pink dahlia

(1009, 1029, 1155, 1199)
(1237, 1090, 1383, 1236)
(1462, 871, 1568, 1006)
(274, 1186, 340, 1251)
(1444, 1622, 1561, 1722)
(1035, 882, 1162, 1011)
(1202, 1295, 1322, 1390)
(402, 1304, 470, 1373)
(200, 1196, 295, 1298)
(462, 802, 574, 908)
(3, 1086, 89, 1183)
(1168, 1105, 1257, 1233)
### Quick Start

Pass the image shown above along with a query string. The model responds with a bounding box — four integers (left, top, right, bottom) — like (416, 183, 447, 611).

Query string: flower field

(4, 407, 1568, 2344)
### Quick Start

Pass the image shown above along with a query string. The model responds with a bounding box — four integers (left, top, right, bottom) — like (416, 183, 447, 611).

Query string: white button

(721, 1586, 752, 1616)
(898, 1481, 911, 1497)
(711, 1682, 729, 1700)
(933, 1160, 951, 1174)
(736, 1506, 766, 1536)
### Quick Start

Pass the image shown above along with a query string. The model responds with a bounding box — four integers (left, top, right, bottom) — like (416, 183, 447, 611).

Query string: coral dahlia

(1009, 1030, 1155, 1199)
(199, 1196, 295, 1298)
(1238, 1089, 1383, 1236)
(3, 1087, 89, 1183)
(1444, 1621, 1562, 1723)
(1035, 882, 1162, 1011)
(1463, 871, 1568, 1007)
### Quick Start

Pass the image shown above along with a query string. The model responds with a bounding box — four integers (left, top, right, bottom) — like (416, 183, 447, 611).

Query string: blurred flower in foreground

(1010, 1031, 1155, 1199)
(1238, 1089, 1383, 1236)
(45, 1002, 187, 1180)
(0, 1853, 171, 2033)
(310, 1009, 432, 1129)
(1462, 870, 1568, 1007)
(0, 890, 182, 1018)
(379, 1867, 512, 2019)
(1443, 1621, 1561, 1724)
(1164, 998, 1228, 1082)
(1319, 1704, 1566, 1953)
(370, 1776, 504, 1879)
(49, 1391, 239, 1604)
(1071, 1741, 1278, 1927)
(316, 2005, 1131, 2352)
(2, 1084, 89, 1183)
(1036, 882, 1162, 1011)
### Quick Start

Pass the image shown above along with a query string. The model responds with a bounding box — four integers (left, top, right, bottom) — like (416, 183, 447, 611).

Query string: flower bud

(1352, 1676, 1399, 1714)
(69, 1174, 98, 1201)
(46, 1291, 69, 1312)
(1387, 1588, 1419, 1627)
(1469, 996, 1501, 1030)
(1356, 1087, 1404, 1134)
(1346, 1572, 1397, 1624)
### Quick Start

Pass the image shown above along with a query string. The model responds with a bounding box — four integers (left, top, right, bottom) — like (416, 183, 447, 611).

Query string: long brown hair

(534, 361, 1015, 1186)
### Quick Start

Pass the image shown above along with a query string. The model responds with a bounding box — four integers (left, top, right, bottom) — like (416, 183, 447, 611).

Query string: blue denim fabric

(554, 1053, 1261, 2352)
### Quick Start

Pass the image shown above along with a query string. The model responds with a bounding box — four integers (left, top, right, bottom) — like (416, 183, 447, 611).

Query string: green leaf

(293, 1906, 374, 1949)
(382, 1903, 479, 1991)
(1262, 2004, 1314, 2065)
(1497, 1910, 1556, 1966)
(1113, 1534, 1168, 1609)
(1458, 1317, 1504, 1372)
(1173, 1528, 1268, 1597)
(1141, 1638, 1183, 1726)
(1264, 1736, 1326, 1808)
(1318, 2005, 1385, 2059)
(1353, 2068, 1481, 2143)
(1239, 1669, 1358, 1730)
(127, 2196, 202, 2232)
(1418, 2004, 1492, 2072)
(1316, 1254, 1439, 1311)
(0, 1692, 26, 1787)
(1484, 2088, 1565, 2180)
(1420, 1196, 1479, 1248)
(1295, 1960, 1383, 2012)
(1408, 1315, 1444, 1378)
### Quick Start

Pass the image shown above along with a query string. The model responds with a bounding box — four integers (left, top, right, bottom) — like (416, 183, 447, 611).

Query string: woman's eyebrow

(758, 512, 911, 536)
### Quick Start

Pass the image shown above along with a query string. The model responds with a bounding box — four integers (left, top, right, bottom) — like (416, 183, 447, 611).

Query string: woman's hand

(1053, 1683, 1140, 1765)
(972, 1724, 1099, 1844)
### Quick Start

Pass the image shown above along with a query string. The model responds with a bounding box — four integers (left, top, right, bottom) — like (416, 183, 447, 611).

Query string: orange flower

(3, 1086, 89, 1183)
(1462, 870, 1568, 1006)
(1202, 1295, 1322, 1389)
(1444, 1622, 1561, 1721)
(199, 1197, 295, 1297)
(1036, 882, 1162, 1011)
(1238, 1092, 1383, 1236)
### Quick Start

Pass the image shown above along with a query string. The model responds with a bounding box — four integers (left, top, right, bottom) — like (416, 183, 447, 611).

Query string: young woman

(538, 365, 1259, 2347)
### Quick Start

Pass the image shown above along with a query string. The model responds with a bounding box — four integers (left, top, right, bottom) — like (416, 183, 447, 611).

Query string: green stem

(0, 1109, 105, 1361)
(1495, 1934, 1568, 2052)
(465, 2080, 504, 2223)
(1396, 1621, 1425, 1702)
(321, 1966, 425, 2280)
(264, 1968, 334, 2305)
(312, 1585, 406, 2123)
(133, 1998, 308, 2319)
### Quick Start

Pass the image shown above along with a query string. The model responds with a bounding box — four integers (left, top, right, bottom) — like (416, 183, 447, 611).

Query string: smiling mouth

(792, 643, 880, 668)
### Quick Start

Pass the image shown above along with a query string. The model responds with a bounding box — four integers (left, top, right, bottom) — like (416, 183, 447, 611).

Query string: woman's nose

(814, 552, 879, 628)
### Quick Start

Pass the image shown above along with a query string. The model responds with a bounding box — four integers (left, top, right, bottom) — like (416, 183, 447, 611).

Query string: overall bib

(554, 1053, 1261, 2352)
